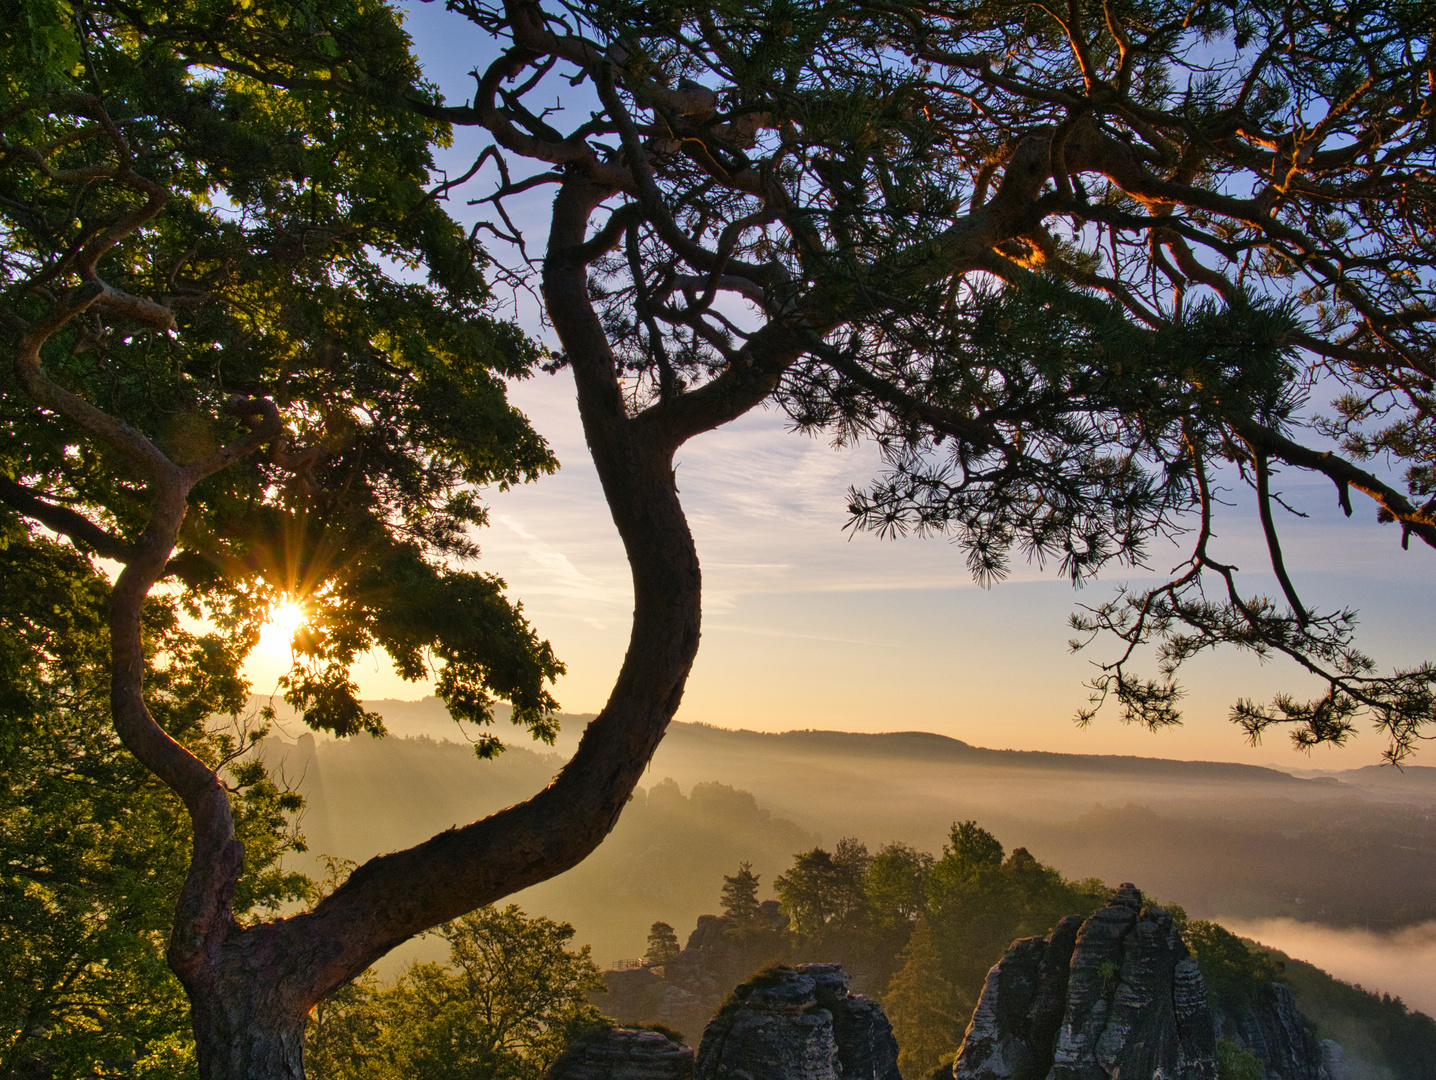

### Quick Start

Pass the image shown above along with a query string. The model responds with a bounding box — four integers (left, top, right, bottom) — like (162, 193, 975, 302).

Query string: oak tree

(304, 905, 604, 1080)
(0, 525, 310, 1078)
(3, 0, 566, 1074)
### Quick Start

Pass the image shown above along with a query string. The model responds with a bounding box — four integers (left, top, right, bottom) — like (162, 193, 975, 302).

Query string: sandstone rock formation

(951, 884, 1344, 1080)
(1318, 1039, 1351, 1080)
(1210, 980, 1324, 1080)
(594, 966, 708, 1044)
(595, 904, 791, 1041)
(954, 884, 1217, 1080)
(543, 1026, 694, 1080)
(694, 964, 902, 1080)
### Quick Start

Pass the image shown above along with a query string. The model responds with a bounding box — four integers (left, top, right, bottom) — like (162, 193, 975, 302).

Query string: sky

(247, 1, 1436, 770)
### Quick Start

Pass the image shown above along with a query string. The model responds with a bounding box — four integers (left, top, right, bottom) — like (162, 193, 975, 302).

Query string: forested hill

(651, 723, 1310, 782)
(349, 695, 1390, 787)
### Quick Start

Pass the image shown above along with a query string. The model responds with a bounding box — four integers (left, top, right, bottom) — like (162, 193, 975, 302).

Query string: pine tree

(643, 922, 681, 968)
(883, 917, 964, 1079)
(720, 863, 762, 926)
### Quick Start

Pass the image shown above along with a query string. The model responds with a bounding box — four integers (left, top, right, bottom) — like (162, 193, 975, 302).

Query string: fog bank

(1220, 917, 1436, 1016)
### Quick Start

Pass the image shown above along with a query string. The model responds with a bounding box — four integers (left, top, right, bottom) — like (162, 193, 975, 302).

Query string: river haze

(1220, 918, 1436, 1017)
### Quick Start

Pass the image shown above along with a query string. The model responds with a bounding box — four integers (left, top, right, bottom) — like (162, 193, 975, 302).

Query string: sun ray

(257, 599, 307, 655)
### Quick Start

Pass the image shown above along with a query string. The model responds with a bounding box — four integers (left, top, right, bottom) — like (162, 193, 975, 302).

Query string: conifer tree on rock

(645, 922, 683, 968)
(721, 863, 763, 926)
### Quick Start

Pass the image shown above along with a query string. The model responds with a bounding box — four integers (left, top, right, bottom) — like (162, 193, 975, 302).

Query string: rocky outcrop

(1318, 1039, 1351, 1080)
(599, 904, 792, 1040)
(1211, 980, 1323, 1080)
(694, 964, 902, 1080)
(667, 905, 791, 1000)
(954, 884, 1216, 1080)
(543, 1026, 695, 1080)
(594, 967, 708, 1044)
(951, 884, 1349, 1080)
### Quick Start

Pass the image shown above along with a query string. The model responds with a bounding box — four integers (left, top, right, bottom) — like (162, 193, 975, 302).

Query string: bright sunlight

(256, 599, 307, 655)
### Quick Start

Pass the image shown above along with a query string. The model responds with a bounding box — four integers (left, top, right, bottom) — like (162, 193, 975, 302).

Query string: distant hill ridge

(269, 695, 1316, 787)
(668, 723, 1308, 783)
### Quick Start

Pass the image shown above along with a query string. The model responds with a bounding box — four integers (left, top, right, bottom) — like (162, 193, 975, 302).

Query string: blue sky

(249, 1, 1436, 769)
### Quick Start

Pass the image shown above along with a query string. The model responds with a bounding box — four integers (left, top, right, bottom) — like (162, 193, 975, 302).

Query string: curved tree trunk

(169, 174, 726, 1077)
(12, 86, 781, 1080)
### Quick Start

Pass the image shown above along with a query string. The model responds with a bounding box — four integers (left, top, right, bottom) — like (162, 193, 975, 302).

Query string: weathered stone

(951, 883, 1355, 1080)
(591, 966, 707, 1044)
(950, 915, 1084, 1080)
(809, 964, 903, 1080)
(659, 909, 791, 1038)
(1319, 1038, 1351, 1080)
(1048, 884, 1147, 1080)
(1025, 916, 1084, 1065)
(1211, 981, 1323, 1080)
(543, 1026, 695, 1080)
(695, 964, 901, 1080)
(955, 884, 1217, 1080)
(952, 936, 1048, 1080)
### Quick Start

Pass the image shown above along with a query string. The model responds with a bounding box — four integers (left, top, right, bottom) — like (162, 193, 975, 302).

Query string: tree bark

(189, 986, 307, 1080)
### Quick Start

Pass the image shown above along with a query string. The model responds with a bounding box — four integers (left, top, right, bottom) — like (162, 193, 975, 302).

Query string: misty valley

(252, 700, 1436, 1080)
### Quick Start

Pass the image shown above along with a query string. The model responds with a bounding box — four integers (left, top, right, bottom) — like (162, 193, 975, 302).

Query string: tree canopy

(305, 905, 604, 1080)
(365, 0, 1436, 761)
(3, 0, 572, 1073)
(0, 524, 310, 1078)
(2, 0, 562, 742)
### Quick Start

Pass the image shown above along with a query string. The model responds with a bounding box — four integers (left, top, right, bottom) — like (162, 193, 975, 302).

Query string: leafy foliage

(0, 523, 311, 1078)
(1215, 1038, 1266, 1080)
(306, 905, 605, 1080)
(865, 843, 933, 932)
(1, 0, 560, 747)
(774, 838, 872, 938)
(903, 824, 1107, 1059)
(1184, 920, 1285, 1018)
(1261, 945, 1436, 1080)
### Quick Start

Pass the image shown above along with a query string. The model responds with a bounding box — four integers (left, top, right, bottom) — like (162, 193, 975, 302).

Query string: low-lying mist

(1221, 917, 1436, 1017)
(257, 698, 1436, 1003)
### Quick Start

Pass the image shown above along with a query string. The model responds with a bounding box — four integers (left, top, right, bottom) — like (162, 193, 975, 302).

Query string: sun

(257, 599, 307, 654)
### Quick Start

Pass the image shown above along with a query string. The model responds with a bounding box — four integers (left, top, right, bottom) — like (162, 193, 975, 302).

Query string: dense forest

(7, 674, 1436, 1079)
(591, 826, 1436, 1080)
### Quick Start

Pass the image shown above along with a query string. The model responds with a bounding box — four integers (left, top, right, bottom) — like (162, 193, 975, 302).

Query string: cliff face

(1210, 980, 1325, 1080)
(952, 884, 1337, 1080)
(585, 886, 1346, 1080)
(694, 964, 902, 1080)
(543, 1027, 694, 1080)
(954, 884, 1216, 1080)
